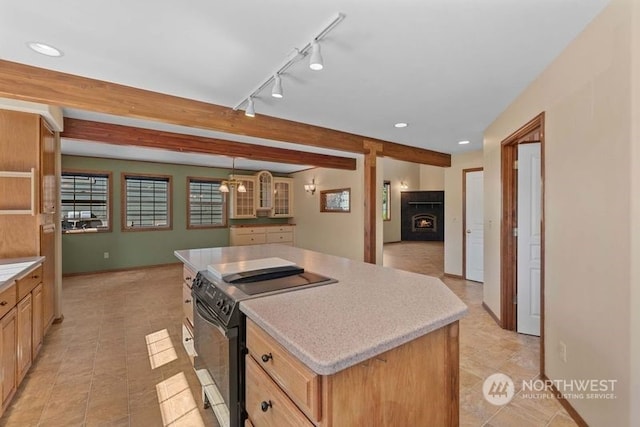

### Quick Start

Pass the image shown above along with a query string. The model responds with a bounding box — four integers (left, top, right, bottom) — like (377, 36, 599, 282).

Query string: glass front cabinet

(272, 177, 293, 217)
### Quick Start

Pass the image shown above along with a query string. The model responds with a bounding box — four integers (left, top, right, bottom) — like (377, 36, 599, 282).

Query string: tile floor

(0, 242, 577, 426)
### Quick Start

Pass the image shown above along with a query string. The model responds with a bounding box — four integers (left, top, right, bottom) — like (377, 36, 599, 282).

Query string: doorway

(463, 168, 484, 282)
(500, 113, 545, 371)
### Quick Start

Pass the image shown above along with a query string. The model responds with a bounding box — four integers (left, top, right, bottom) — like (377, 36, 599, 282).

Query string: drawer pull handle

(261, 353, 273, 363)
(32, 275, 40, 279)
(184, 299, 191, 303)
(260, 400, 272, 412)
(0, 301, 7, 306)
(185, 337, 192, 342)
(185, 277, 192, 281)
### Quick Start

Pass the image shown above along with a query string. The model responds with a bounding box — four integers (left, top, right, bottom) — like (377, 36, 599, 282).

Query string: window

(122, 174, 172, 231)
(382, 181, 391, 221)
(187, 178, 227, 228)
(61, 171, 111, 233)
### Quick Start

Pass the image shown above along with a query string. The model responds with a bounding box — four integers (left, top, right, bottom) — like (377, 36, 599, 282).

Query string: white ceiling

(1, 0, 610, 171)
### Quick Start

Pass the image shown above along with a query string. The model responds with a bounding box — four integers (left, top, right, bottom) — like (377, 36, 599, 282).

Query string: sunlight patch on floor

(156, 372, 205, 426)
(146, 329, 178, 369)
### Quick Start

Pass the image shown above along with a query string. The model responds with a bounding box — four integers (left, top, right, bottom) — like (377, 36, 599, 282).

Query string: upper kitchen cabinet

(229, 175, 257, 219)
(272, 177, 294, 218)
(0, 104, 62, 334)
(256, 170, 273, 213)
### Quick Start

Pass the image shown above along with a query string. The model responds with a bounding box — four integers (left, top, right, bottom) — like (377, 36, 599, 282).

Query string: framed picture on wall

(320, 188, 350, 212)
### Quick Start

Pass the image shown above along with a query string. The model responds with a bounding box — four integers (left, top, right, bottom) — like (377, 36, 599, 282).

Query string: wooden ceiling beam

(61, 118, 357, 170)
(0, 59, 450, 167)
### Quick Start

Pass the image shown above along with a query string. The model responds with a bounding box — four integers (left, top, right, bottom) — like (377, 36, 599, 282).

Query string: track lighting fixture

(245, 97, 255, 117)
(233, 13, 345, 117)
(309, 42, 323, 71)
(271, 74, 283, 98)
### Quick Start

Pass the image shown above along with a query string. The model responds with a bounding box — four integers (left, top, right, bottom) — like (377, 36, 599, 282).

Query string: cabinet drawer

(182, 282, 193, 327)
(234, 234, 267, 246)
(266, 232, 293, 244)
(246, 319, 320, 422)
(182, 323, 196, 366)
(16, 265, 42, 301)
(245, 356, 314, 427)
(234, 227, 267, 235)
(0, 282, 17, 319)
(266, 226, 293, 234)
(183, 265, 195, 288)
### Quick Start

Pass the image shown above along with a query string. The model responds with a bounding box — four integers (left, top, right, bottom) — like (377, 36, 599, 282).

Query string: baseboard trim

(62, 262, 181, 277)
(541, 374, 588, 426)
(443, 273, 463, 279)
(482, 302, 502, 327)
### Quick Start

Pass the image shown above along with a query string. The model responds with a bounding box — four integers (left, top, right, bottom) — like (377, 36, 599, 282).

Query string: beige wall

(292, 158, 365, 261)
(631, 1, 640, 425)
(443, 150, 483, 276)
(484, 1, 632, 424)
(419, 164, 444, 190)
(382, 157, 420, 243)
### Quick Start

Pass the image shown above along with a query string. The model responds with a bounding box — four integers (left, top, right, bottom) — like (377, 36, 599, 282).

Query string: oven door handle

(194, 299, 230, 336)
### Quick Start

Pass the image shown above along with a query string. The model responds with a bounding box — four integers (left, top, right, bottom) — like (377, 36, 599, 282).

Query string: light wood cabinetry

(229, 175, 257, 219)
(245, 318, 460, 427)
(230, 225, 295, 247)
(0, 307, 17, 412)
(256, 171, 273, 212)
(32, 283, 43, 359)
(272, 178, 293, 217)
(16, 293, 32, 384)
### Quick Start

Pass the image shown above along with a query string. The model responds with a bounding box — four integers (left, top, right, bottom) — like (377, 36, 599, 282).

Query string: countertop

(174, 245, 467, 375)
(0, 256, 45, 291)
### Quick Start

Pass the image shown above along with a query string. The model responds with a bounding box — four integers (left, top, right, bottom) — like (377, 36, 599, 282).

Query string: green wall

(62, 155, 288, 274)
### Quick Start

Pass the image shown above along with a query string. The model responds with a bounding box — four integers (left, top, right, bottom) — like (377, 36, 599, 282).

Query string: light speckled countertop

(0, 256, 45, 291)
(175, 245, 467, 375)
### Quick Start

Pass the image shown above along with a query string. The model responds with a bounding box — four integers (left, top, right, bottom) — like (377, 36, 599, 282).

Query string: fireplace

(412, 213, 437, 232)
(401, 191, 444, 241)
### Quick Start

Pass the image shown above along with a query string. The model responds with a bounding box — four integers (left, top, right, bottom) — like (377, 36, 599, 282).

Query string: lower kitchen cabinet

(245, 318, 459, 427)
(16, 293, 32, 384)
(181, 265, 196, 366)
(0, 307, 17, 412)
(32, 283, 43, 359)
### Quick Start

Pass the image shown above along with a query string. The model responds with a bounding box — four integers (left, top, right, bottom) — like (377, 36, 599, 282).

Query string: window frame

(186, 176, 227, 229)
(121, 172, 173, 232)
(382, 180, 391, 221)
(60, 169, 113, 234)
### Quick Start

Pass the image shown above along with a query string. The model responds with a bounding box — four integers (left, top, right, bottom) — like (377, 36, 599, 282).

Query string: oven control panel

(192, 271, 238, 327)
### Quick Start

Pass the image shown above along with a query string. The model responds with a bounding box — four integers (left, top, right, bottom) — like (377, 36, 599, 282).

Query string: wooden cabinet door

(40, 225, 55, 330)
(0, 308, 17, 410)
(32, 284, 43, 360)
(39, 119, 56, 215)
(272, 179, 293, 217)
(16, 294, 32, 384)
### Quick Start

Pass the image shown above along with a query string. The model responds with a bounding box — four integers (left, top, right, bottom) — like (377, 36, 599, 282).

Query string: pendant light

(220, 158, 247, 193)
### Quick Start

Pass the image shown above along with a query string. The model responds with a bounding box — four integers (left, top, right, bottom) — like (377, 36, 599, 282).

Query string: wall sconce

(304, 179, 316, 195)
(400, 181, 409, 190)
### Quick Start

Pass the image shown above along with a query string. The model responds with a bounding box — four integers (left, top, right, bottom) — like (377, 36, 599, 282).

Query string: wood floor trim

(443, 273, 464, 279)
(540, 374, 588, 426)
(482, 302, 502, 327)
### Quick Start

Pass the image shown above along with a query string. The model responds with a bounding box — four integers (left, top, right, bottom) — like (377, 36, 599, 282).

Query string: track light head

(309, 41, 323, 71)
(245, 97, 255, 117)
(271, 75, 283, 98)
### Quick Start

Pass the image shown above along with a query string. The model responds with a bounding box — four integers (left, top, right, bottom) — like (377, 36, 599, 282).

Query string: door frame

(500, 112, 545, 373)
(462, 167, 484, 280)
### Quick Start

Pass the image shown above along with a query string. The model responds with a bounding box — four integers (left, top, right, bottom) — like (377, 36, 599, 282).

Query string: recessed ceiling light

(27, 42, 63, 57)
(458, 140, 470, 145)
(394, 123, 408, 128)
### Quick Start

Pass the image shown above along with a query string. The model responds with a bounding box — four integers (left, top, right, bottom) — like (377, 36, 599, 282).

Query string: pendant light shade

(245, 97, 255, 117)
(271, 75, 283, 98)
(309, 41, 323, 71)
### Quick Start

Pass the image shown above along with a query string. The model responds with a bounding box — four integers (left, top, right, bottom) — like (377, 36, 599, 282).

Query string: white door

(465, 170, 484, 282)
(517, 143, 542, 336)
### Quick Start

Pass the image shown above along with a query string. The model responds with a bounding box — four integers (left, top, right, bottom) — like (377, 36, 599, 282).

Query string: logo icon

(483, 373, 515, 405)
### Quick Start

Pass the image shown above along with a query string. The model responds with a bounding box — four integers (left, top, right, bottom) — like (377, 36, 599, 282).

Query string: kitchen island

(175, 244, 467, 426)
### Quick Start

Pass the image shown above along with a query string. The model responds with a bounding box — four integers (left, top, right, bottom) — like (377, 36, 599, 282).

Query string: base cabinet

(245, 319, 459, 427)
(0, 307, 17, 412)
(181, 265, 196, 366)
(32, 283, 43, 359)
(16, 294, 32, 384)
